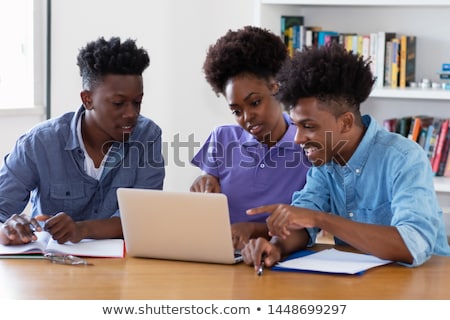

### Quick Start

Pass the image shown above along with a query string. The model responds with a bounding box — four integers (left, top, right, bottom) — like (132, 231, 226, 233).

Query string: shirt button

(349, 212, 354, 217)
(260, 163, 265, 169)
(355, 169, 361, 174)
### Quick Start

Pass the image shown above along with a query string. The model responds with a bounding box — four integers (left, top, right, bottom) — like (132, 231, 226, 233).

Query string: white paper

(275, 248, 392, 274)
(0, 231, 124, 258)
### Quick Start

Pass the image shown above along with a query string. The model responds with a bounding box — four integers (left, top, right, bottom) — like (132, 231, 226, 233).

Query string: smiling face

(81, 74, 143, 144)
(290, 97, 358, 166)
(224, 74, 286, 147)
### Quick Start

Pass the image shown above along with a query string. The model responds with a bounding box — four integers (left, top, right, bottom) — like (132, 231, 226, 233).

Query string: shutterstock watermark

(104, 132, 349, 169)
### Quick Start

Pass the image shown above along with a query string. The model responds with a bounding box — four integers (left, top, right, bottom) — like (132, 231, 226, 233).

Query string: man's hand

(241, 237, 282, 270)
(247, 204, 315, 239)
(36, 212, 84, 244)
(0, 213, 42, 245)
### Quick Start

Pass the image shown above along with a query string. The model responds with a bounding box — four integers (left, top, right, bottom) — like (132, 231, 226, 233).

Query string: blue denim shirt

(291, 115, 450, 267)
(0, 106, 165, 222)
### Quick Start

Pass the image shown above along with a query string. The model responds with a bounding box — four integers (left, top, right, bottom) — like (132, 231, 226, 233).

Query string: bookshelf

(256, 0, 450, 197)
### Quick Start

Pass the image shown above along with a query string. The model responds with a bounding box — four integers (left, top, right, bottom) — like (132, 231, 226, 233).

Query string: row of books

(280, 15, 417, 89)
(383, 115, 450, 177)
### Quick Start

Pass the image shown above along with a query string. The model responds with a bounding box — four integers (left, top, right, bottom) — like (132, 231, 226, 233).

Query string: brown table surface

(1, 244, 449, 300)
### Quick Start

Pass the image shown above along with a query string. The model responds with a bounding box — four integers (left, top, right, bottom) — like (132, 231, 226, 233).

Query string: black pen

(257, 256, 265, 276)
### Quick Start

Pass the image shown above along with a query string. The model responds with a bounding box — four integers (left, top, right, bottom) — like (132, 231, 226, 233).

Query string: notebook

(117, 188, 243, 264)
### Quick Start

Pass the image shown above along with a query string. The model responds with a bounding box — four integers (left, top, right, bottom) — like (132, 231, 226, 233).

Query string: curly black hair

(77, 36, 150, 90)
(276, 42, 375, 116)
(203, 25, 288, 95)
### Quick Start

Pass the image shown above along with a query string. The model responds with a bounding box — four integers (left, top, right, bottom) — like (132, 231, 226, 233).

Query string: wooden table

(1, 245, 449, 300)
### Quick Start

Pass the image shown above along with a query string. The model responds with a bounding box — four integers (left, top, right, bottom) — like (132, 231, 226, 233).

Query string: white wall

(50, 0, 255, 191)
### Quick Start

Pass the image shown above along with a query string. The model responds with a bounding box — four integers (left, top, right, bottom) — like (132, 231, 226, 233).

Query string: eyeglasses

(44, 253, 93, 266)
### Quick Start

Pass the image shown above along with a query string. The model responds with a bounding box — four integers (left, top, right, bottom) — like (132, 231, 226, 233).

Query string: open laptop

(117, 188, 243, 264)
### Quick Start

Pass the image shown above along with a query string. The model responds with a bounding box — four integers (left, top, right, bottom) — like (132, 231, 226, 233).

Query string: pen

(257, 257, 265, 276)
(28, 220, 44, 233)
(28, 223, 37, 233)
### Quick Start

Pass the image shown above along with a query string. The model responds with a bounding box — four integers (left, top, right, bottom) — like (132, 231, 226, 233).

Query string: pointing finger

(246, 204, 279, 215)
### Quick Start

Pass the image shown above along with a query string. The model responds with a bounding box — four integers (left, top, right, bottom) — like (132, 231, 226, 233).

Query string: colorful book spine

(390, 38, 400, 88)
(432, 119, 450, 174)
(437, 122, 450, 176)
(280, 15, 304, 57)
(384, 41, 393, 87)
(426, 118, 444, 162)
(399, 35, 416, 88)
(377, 31, 396, 88)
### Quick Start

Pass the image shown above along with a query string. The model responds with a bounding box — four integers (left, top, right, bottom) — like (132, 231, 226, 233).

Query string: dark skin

(0, 74, 143, 245)
(242, 97, 413, 271)
(190, 74, 287, 249)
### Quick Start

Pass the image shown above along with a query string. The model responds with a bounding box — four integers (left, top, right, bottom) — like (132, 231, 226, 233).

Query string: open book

(0, 231, 124, 258)
(272, 248, 392, 275)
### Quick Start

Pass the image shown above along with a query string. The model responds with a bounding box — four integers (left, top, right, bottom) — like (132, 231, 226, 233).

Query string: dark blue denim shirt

(0, 105, 165, 222)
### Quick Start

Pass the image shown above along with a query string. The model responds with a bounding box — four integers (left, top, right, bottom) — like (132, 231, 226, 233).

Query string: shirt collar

(240, 112, 298, 150)
(326, 114, 377, 176)
(65, 105, 86, 150)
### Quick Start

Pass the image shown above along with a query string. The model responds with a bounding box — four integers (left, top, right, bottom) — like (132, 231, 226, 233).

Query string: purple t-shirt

(191, 114, 311, 224)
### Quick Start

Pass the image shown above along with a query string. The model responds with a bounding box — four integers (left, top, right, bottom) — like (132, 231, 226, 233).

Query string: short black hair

(203, 25, 288, 95)
(77, 36, 150, 90)
(276, 42, 375, 116)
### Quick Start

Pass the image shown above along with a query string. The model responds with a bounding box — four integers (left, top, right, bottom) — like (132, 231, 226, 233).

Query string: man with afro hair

(244, 42, 450, 269)
(0, 37, 164, 245)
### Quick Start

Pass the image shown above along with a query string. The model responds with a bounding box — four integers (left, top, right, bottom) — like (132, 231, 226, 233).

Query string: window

(0, 0, 47, 114)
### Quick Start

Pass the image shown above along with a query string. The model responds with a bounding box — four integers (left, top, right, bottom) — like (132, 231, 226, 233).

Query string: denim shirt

(291, 114, 450, 267)
(0, 105, 165, 222)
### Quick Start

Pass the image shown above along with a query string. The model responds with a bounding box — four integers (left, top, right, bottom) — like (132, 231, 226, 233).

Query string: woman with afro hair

(191, 26, 311, 250)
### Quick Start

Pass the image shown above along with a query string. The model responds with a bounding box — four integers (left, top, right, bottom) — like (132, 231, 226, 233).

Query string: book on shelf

(407, 115, 433, 143)
(280, 15, 304, 56)
(417, 127, 428, 149)
(425, 118, 444, 162)
(436, 121, 450, 176)
(361, 34, 371, 62)
(383, 118, 398, 133)
(390, 38, 400, 88)
(0, 231, 125, 258)
(431, 118, 450, 174)
(397, 116, 412, 138)
(292, 24, 305, 52)
(305, 26, 322, 48)
(443, 140, 450, 177)
(384, 40, 393, 87)
(317, 31, 339, 47)
(399, 35, 416, 88)
(369, 32, 378, 78)
(339, 33, 357, 52)
(377, 31, 397, 88)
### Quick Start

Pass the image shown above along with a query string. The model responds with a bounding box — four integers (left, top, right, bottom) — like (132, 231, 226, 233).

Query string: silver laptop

(117, 188, 243, 264)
